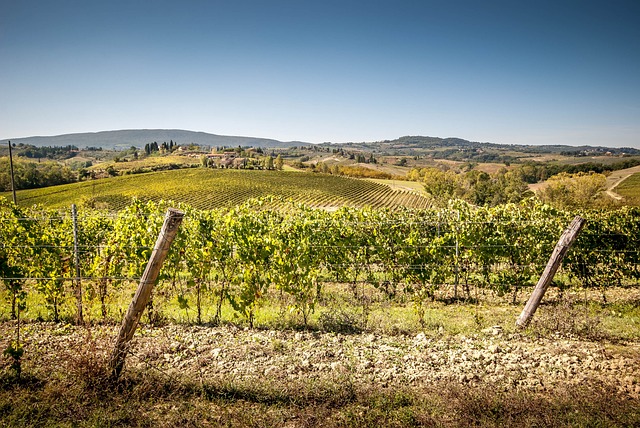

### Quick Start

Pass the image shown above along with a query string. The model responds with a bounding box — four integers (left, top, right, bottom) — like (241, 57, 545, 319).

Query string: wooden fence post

(109, 208, 184, 379)
(71, 204, 83, 325)
(454, 210, 460, 299)
(516, 215, 586, 328)
(8, 141, 17, 204)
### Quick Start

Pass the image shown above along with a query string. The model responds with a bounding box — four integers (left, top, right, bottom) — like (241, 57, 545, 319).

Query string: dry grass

(1, 362, 638, 427)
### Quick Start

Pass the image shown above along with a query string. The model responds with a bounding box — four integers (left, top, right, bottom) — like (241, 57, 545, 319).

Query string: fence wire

(2, 207, 639, 321)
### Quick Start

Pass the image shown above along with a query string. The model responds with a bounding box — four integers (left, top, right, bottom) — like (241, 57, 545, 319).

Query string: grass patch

(616, 171, 640, 204)
(530, 291, 640, 341)
(0, 367, 637, 427)
(2, 283, 639, 341)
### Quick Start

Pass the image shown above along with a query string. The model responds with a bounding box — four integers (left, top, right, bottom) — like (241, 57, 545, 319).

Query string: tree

(538, 172, 608, 208)
(422, 168, 460, 204)
(264, 156, 274, 170)
(275, 155, 284, 170)
(498, 169, 532, 203)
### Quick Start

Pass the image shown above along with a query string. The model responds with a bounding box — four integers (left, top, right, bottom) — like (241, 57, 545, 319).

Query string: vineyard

(1, 197, 639, 326)
(8, 168, 431, 211)
(2, 198, 640, 426)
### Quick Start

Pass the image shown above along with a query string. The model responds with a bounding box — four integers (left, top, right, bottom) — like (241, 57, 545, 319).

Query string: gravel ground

(3, 321, 639, 399)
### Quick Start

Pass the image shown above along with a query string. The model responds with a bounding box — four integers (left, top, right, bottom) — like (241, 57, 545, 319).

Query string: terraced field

(7, 168, 431, 210)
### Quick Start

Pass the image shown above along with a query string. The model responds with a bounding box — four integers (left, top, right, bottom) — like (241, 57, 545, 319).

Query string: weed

(63, 328, 111, 391)
(318, 308, 363, 334)
(532, 295, 603, 339)
(270, 338, 285, 353)
(2, 341, 23, 379)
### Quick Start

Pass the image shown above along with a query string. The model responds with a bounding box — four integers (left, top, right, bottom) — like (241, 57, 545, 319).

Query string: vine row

(1, 198, 638, 325)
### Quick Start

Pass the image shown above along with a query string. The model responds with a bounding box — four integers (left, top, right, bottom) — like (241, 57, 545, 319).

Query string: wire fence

(2, 201, 640, 323)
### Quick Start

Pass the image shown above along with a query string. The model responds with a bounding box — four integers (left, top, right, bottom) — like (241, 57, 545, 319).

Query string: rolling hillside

(0, 129, 309, 150)
(4, 129, 639, 158)
(6, 168, 431, 211)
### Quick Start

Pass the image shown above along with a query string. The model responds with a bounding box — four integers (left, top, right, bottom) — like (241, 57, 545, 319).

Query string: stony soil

(3, 321, 639, 399)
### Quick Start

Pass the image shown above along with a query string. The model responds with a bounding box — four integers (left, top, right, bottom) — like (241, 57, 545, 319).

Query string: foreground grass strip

(1, 370, 638, 427)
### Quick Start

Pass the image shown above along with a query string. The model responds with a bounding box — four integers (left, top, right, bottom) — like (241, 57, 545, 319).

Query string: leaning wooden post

(516, 216, 586, 328)
(109, 208, 184, 379)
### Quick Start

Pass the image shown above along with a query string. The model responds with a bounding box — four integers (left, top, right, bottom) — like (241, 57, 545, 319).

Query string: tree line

(0, 158, 78, 191)
(407, 165, 618, 209)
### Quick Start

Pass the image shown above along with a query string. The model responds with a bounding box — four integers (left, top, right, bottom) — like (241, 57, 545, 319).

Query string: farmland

(8, 168, 431, 211)
(2, 174, 640, 426)
(615, 172, 640, 205)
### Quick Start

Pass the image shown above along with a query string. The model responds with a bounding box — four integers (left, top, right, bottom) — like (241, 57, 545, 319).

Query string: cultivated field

(614, 171, 640, 205)
(8, 169, 431, 210)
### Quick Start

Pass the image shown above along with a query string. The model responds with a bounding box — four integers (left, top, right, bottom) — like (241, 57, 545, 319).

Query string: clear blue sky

(1, 0, 639, 147)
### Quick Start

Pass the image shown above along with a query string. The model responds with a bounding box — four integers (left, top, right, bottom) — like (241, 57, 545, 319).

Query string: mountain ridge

(0, 129, 311, 150)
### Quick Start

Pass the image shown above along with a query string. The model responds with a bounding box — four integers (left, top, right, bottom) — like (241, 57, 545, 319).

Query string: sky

(1, 0, 639, 148)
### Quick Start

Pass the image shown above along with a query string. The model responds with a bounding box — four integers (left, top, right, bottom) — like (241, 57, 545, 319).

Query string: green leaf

(177, 294, 189, 310)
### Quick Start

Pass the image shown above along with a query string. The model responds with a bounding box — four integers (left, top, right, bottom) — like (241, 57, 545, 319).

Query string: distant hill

(324, 136, 640, 156)
(0, 129, 311, 150)
(2, 129, 639, 157)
